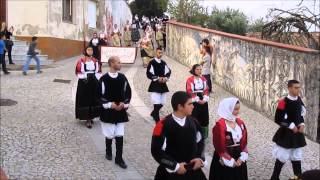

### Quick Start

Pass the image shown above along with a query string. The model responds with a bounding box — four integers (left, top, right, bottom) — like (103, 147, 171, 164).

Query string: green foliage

(206, 8, 248, 35)
(168, 1, 249, 35)
(129, 0, 169, 18)
(248, 18, 265, 33)
(168, 0, 209, 26)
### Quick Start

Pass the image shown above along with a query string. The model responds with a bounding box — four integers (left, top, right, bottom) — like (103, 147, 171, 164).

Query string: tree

(206, 8, 248, 35)
(248, 18, 265, 33)
(262, 5, 320, 49)
(129, 0, 169, 18)
(168, 0, 209, 26)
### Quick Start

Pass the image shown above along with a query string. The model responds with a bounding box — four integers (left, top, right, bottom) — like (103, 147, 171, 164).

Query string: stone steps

(6, 39, 52, 65)
(6, 54, 53, 65)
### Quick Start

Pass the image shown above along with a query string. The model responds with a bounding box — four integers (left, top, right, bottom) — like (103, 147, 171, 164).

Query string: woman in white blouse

(209, 97, 248, 180)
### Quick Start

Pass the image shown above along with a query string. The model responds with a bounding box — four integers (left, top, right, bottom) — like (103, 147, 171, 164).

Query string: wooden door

(0, 0, 6, 23)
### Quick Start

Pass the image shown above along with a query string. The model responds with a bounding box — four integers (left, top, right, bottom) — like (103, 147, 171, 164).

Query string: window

(88, 1, 97, 28)
(62, 0, 73, 22)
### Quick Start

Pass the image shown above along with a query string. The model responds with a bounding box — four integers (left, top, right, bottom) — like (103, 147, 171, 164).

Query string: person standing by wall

(155, 26, 164, 49)
(22, 36, 42, 75)
(200, 45, 213, 93)
(0, 33, 10, 74)
(1, 22, 14, 64)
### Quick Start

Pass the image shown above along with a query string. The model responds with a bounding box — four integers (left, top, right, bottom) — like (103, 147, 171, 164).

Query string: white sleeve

(77, 62, 87, 79)
(239, 152, 248, 162)
(288, 122, 296, 130)
(192, 96, 200, 103)
(103, 102, 113, 109)
(301, 106, 306, 117)
(221, 157, 235, 167)
(203, 95, 210, 102)
(166, 163, 180, 173)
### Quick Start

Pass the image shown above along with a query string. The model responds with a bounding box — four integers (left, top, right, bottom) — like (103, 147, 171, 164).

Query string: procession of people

(1, 14, 311, 180)
(71, 15, 309, 179)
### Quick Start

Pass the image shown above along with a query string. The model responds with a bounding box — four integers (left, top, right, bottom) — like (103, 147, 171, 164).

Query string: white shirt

(202, 54, 211, 75)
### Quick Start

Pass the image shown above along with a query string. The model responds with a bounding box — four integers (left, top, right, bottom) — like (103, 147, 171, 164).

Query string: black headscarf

(83, 46, 94, 57)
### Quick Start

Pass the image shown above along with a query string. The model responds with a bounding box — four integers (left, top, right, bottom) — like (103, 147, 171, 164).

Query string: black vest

(100, 73, 129, 123)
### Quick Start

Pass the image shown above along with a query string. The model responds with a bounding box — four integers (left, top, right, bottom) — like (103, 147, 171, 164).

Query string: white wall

(7, 0, 48, 36)
(105, 0, 132, 35)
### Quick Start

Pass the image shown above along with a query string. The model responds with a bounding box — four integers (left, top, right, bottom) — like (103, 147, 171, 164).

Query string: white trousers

(151, 92, 167, 105)
(101, 122, 125, 139)
(273, 144, 303, 163)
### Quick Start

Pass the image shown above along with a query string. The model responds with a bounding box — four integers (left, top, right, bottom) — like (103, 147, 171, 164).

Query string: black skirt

(155, 166, 207, 180)
(192, 102, 209, 127)
(209, 147, 248, 180)
(75, 74, 101, 120)
(272, 127, 306, 148)
(148, 81, 169, 93)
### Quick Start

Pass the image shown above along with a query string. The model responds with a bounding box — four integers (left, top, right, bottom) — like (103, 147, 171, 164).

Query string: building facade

(2, 0, 132, 60)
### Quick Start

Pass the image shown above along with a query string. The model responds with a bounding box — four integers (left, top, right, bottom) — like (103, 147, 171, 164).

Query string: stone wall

(166, 20, 320, 141)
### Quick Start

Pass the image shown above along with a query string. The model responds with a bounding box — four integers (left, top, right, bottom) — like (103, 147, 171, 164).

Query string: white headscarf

(217, 97, 239, 122)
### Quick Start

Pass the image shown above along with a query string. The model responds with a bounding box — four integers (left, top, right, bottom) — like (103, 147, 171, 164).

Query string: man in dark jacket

(22, 36, 42, 75)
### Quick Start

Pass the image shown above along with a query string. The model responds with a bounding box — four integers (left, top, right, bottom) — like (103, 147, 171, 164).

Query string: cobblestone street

(0, 54, 319, 180)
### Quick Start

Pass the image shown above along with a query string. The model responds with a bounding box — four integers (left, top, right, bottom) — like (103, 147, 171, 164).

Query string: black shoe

(9, 63, 15, 65)
(86, 120, 92, 129)
(105, 154, 112, 161)
(22, 71, 27, 75)
(4, 71, 10, 75)
(37, 70, 43, 74)
(115, 158, 127, 169)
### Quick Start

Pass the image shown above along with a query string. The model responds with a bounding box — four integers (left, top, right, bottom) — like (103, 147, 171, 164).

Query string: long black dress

(75, 57, 101, 120)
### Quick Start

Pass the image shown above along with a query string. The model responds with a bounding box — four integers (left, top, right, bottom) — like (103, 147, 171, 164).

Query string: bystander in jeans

(0, 33, 10, 74)
(22, 36, 42, 75)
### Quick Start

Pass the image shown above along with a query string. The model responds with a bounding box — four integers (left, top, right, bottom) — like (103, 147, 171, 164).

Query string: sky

(198, 0, 319, 23)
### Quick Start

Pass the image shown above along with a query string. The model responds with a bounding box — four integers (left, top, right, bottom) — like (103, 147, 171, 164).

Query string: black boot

(291, 161, 302, 178)
(151, 104, 162, 123)
(270, 159, 285, 180)
(105, 137, 112, 160)
(115, 136, 127, 169)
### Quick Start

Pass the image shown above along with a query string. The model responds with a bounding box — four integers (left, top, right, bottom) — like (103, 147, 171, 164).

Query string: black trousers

(5, 45, 13, 64)
(203, 74, 212, 93)
(0, 54, 8, 72)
